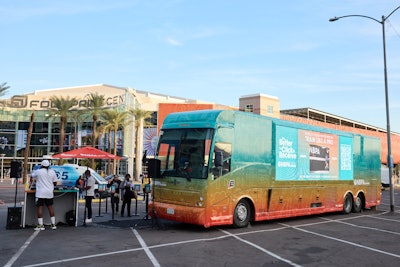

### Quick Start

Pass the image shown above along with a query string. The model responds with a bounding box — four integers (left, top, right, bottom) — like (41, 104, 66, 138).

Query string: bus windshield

(157, 128, 214, 179)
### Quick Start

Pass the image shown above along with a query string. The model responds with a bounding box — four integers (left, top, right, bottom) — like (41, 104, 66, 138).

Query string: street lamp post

(0, 154, 5, 183)
(329, 6, 400, 212)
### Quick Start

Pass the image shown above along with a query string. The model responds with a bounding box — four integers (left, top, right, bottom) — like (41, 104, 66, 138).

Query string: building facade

(0, 84, 221, 177)
(0, 84, 398, 180)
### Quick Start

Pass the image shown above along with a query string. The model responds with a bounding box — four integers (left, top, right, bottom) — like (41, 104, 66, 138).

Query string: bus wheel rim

(237, 204, 247, 222)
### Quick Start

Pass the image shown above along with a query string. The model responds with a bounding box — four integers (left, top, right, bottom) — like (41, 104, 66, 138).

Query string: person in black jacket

(120, 173, 134, 217)
(107, 175, 121, 213)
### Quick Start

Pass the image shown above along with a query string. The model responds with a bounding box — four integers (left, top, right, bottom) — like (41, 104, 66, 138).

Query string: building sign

(0, 94, 125, 110)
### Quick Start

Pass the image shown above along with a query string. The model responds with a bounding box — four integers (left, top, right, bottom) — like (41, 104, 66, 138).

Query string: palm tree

(23, 112, 34, 183)
(69, 109, 88, 151)
(130, 107, 153, 180)
(0, 82, 10, 97)
(97, 123, 113, 174)
(101, 109, 131, 174)
(85, 93, 105, 168)
(47, 96, 77, 163)
(85, 93, 105, 148)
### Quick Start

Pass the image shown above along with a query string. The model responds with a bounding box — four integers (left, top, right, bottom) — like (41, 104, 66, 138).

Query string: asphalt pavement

(2, 178, 400, 267)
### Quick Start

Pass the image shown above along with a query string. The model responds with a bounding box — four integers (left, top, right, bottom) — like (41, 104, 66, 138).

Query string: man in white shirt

(31, 159, 58, 230)
(83, 169, 95, 223)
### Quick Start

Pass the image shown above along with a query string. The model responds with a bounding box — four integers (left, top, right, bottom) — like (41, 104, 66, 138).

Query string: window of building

(244, 104, 253, 113)
(267, 105, 274, 114)
(0, 121, 16, 130)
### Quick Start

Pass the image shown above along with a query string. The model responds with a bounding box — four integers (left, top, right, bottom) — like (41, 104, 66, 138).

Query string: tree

(23, 112, 34, 183)
(101, 109, 131, 174)
(0, 82, 10, 97)
(68, 109, 88, 150)
(130, 107, 153, 180)
(85, 93, 105, 168)
(47, 96, 77, 163)
(85, 93, 105, 148)
(97, 123, 113, 175)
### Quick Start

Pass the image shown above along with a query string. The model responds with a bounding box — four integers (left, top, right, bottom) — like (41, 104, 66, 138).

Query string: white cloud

(165, 37, 183, 46)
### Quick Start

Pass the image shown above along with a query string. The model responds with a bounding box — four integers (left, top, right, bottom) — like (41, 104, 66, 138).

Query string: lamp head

(329, 17, 339, 22)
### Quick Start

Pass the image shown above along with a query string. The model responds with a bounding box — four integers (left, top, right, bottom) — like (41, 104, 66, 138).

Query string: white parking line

(132, 228, 161, 267)
(279, 222, 400, 259)
(21, 247, 144, 267)
(320, 217, 400, 235)
(219, 229, 302, 267)
(4, 230, 40, 267)
(19, 231, 232, 266)
(366, 214, 400, 223)
(14, 211, 400, 267)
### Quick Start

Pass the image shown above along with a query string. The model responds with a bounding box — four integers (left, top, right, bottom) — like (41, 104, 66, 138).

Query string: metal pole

(0, 154, 4, 183)
(381, 16, 395, 212)
(329, 8, 398, 212)
(96, 187, 103, 217)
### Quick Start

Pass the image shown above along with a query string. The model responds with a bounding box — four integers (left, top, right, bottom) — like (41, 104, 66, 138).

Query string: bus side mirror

(214, 151, 223, 167)
(147, 158, 161, 178)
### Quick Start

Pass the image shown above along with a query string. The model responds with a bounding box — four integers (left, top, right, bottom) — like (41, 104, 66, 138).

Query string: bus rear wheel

(352, 195, 363, 213)
(233, 199, 251, 228)
(343, 193, 353, 214)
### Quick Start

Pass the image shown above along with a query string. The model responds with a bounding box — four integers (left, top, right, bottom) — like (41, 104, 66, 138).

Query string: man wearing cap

(31, 159, 58, 230)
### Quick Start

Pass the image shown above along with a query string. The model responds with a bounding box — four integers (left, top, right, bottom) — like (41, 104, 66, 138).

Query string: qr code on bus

(340, 144, 352, 171)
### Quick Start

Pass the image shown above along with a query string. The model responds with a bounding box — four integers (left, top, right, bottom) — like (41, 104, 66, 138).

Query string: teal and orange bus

(148, 110, 381, 228)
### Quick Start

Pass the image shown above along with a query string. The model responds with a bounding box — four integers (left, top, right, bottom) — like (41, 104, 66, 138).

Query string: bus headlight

(196, 196, 204, 207)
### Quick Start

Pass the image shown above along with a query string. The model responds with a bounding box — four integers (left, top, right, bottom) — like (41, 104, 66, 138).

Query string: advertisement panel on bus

(276, 126, 354, 181)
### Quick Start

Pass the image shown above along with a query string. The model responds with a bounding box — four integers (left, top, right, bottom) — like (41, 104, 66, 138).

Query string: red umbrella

(52, 146, 122, 160)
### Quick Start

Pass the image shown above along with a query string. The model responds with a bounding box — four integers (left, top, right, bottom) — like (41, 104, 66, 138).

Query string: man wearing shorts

(31, 159, 58, 230)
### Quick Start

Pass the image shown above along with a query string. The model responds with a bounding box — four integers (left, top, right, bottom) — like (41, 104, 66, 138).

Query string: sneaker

(34, 224, 45, 231)
(50, 224, 57, 230)
(85, 218, 92, 223)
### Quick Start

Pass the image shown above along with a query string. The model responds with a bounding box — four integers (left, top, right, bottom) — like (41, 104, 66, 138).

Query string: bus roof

(161, 109, 379, 140)
(161, 109, 225, 130)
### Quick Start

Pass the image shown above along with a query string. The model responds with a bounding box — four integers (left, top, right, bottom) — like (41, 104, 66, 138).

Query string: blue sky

(1, 0, 400, 132)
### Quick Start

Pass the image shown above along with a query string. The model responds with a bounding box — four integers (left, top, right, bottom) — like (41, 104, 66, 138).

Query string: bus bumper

(149, 201, 207, 227)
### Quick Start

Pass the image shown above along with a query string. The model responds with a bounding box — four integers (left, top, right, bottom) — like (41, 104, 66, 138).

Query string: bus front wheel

(343, 193, 353, 214)
(233, 199, 251, 228)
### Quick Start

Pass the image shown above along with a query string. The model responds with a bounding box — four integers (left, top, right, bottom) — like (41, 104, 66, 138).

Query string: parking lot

(1, 183, 400, 267)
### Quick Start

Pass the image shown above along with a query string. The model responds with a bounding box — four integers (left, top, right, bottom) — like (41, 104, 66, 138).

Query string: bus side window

(213, 142, 231, 179)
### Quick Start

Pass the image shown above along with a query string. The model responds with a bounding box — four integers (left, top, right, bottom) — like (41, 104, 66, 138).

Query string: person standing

(120, 173, 133, 217)
(141, 173, 152, 203)
(75, 175, 85, 199)
(83, 169, 95, 223)
(31, 159, 58, 230)
(107, 174, 121, 213)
